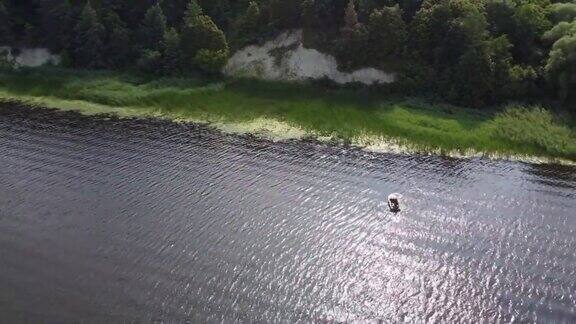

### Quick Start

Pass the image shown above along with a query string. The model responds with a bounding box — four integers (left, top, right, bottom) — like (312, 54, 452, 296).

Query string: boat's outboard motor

(388, 193, 401, 212)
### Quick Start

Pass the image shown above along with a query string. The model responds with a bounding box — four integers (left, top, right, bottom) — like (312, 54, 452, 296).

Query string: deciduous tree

(545, 31, 576, 104)
(367, 5, 407, 63)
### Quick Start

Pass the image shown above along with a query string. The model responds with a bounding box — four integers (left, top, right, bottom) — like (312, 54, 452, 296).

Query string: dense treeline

(0, 0, 575, 108)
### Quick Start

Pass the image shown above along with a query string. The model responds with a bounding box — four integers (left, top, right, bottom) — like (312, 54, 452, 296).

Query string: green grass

(0, 67, 575, 162)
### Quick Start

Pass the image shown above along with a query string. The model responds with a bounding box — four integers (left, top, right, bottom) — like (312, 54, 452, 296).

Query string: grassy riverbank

(0, 67, 575, 163)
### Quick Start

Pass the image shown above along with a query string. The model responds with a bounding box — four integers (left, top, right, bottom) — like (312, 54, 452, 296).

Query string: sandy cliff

(224, 30, 395, 85)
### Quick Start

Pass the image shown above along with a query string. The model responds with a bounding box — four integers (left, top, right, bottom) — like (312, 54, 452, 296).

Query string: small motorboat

(388, 193, 402, 212)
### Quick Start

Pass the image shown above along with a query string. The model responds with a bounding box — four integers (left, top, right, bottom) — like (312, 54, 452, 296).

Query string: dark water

(1, 103, 575, 323)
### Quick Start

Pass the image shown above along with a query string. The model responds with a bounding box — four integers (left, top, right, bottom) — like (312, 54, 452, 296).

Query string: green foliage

(141, 1, 167, 51)
(412, 0, 488, 68)
(301, 0, 318, 47)
(242, 1, 260, 35)
(161, 28, 184, 75)
(102, 10, 133, 68)
(544, 21, 576, 43)
(486, 0, 516, 37)
(514, 3, 551, 37)
(38, 0, 75, 52)
(343, 0, 359, 31)
(0, 0, 13, 45)
(488, 35, 513, 99)
(184, 0, 203, 22)
(545, 33, 576, 104)
(337, 0, 369, 69)
(487, 0, 552, 65)
(181, 15, 229, 73)
(270, 0, 302, 29)
(1, 0, 574, 109)
(506, 65, 538, 98)
(543, 3, 576, 106)
(231, 0, 261, 48)
(412, 0, 495, 105)
(72, 1, 105, 69)
(510, 3, 552, 64)
(194, 49, 228, 74)
(22, 22, 41, 46)
(137, 49, 162, 74)
(0, 47, 14, 69)
(548, 2, 576, 24)
(367, 5, 408, 63)
(1, 68, 575, 160)
(492, 106, 576, 157)
(446, 42, 494, 107)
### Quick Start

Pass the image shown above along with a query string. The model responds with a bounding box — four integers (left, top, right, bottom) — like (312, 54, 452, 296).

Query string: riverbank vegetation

(0, 0, 575, 162)
(0, 0, 575, 109)
(0, 67, 574, 162)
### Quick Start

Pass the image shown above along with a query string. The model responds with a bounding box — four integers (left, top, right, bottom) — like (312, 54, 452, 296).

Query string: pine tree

(342, 0, 360, 42)
(184, 0, 203, 23)
(38, 0, 76, 52)
(344, 0, 358, 29)
(72, 1, 105, 68)
(302, 0, 320, 47)
(270, 0, 303, 29)
(302, 0, 316, 28)
(141, 1, 167, 51)
(339, 0, 368, 68)
(181, 14, 229, 73)
(240, 1, 260, 37)
(22, 23, 35, 45)
(161, 27, 183, 75)
(0, 0, 13, 45)
(103, 9, 133, 68)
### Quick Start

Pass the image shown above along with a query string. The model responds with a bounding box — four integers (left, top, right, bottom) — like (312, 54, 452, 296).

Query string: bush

(492, 106, 576, 158)
(505, 65, 538, 99)
(137, 49, 162, 74)
(194, 49, 228, 74)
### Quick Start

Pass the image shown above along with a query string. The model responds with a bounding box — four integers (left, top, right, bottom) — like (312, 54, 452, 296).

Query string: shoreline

(0, 68, 574, 166)
(1, 93, 574, 167)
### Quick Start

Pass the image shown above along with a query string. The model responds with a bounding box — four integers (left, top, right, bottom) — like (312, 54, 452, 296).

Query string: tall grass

(0, 67, 574, 161)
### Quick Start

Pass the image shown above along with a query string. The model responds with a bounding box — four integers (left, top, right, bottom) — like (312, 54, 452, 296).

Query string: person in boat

(388, 193, 401, 212)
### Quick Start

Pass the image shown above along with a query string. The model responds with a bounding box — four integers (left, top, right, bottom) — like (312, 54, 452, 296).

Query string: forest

(0, 0, 575, 108)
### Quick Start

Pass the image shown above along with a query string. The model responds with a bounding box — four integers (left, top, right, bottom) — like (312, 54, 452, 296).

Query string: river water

(1, 103, 575, 323)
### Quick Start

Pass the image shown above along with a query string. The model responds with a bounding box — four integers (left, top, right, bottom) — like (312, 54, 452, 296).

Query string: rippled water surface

(1, 103, 575, 323)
